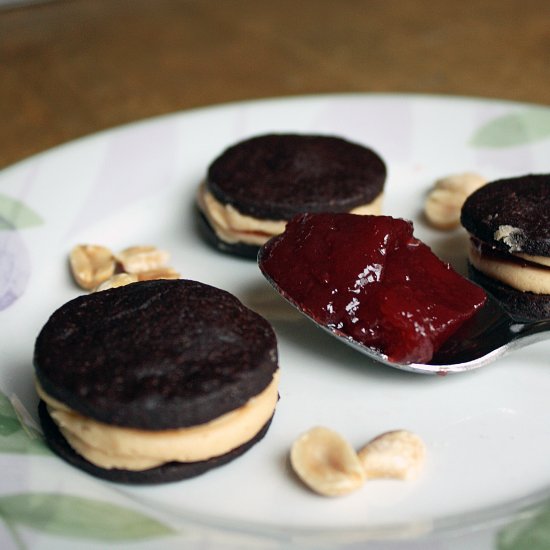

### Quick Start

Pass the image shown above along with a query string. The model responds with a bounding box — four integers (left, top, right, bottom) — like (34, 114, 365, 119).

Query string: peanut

(290, 427, 366, 497)
(93, 273, 138, 292)
(69, 245, 116, 290)
(358, 430, 426, 481)
(425, 172, 487, 230)
(116, 246, 170, 274)
(136, 267, 180, 281)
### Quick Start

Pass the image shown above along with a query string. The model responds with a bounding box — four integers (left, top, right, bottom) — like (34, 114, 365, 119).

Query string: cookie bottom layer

(468, 264, 550, 321)
(197, 208, 260, 259)
(39, 401, 273, 484)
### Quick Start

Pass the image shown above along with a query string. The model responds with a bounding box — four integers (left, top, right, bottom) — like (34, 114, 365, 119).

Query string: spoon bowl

(262, 275, 550, 375)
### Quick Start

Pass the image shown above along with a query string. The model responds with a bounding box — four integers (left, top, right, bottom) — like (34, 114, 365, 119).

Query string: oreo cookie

(461, 174, 550, 320)
(197, 134, 386, 258)
(34, 279, 279, 484)
(38, 402, 273, 485)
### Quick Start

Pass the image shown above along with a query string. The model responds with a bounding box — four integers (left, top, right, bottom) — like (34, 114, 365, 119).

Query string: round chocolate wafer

(34, 279, 279, 483)
(207, 134, 386, 220)
(461, 174, 550, 257)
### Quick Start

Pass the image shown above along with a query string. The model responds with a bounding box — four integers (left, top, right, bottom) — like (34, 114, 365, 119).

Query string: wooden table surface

(1, 0, 549, 169)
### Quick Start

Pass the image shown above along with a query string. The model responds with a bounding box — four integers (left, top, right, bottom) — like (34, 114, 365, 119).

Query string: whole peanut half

(69, 244, 116, 290)
(358, 430, 426, 481)
(425, 172, 487, 230)
(290, 427, 366, 496)
(116, 246, 170, 274)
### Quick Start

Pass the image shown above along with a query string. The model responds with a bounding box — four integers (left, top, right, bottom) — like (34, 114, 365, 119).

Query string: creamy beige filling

(469, 241, 550, 294)
(514, 252, 550, 268)
(197, 182, 384, 246)
(36, 371, 279, 471)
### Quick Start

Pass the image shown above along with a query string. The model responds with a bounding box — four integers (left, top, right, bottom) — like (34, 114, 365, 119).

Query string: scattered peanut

(136, 267, 180, 281)
(116, 246, 170, 274)
(290, 427, 366, 497)
(358, 430, 426, 481)
(435, 172, 487, 196)
(93, 273, 138, 292)
(69, 244, 116, 290)
(69, 243, 180, 293)
(290, 427, 426, 497)
(424, 188, 466, 230)
(424, 171, 487, 230)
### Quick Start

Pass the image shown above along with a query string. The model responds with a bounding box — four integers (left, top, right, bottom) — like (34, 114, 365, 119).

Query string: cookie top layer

(206, 134, 386, 220)
(461, 174, 550, 257)
(34, 280, 278, 430)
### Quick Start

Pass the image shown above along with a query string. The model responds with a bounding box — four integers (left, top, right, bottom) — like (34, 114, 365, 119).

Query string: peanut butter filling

(197, 182, 384, 246)
(469, 241, 550, 294)
(514, 252, 550, 268)
(37, 371, 279, 471)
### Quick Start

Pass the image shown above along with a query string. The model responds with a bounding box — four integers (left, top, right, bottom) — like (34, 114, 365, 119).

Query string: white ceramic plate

(1, 94, 550, 549)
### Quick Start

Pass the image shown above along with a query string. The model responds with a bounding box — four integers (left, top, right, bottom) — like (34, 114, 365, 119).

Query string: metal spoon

(261, 274, 550, 375)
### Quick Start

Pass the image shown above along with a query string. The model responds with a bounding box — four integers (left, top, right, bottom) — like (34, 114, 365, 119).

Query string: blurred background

(1, 0, 549, 169)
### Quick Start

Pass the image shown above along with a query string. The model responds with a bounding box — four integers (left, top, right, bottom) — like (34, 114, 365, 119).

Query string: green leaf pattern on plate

(0, 493, 176, 545)
(0, 195, 43, 231)
(0, 392, 47, 455)
(0, 390, 177, 545)
(470, 108, 550, 148)
(497, 502, 550, 550)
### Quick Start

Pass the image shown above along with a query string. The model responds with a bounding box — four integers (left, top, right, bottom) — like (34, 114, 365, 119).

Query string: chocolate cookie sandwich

(34, 279, 279, 484)
(197, 133, 386, 258)
(461, 174, 550, 320)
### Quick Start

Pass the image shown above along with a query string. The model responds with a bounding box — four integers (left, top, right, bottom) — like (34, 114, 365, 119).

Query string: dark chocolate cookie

(461, 174, 550, 321)
(206, 134, 386, 220)
(461, 174, 550, 257)
(34, 279, 279, 483)
(468, 264, 550, 321)
(39, 401, 273, 485)
(34, 279, 278, 429)
(198, 134, 387, 258)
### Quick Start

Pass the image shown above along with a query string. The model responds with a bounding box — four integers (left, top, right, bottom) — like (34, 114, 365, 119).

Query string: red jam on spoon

(258, 213, 487, 364)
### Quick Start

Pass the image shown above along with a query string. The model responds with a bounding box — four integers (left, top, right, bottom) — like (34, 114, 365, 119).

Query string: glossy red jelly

(258, 213, 487, 364)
